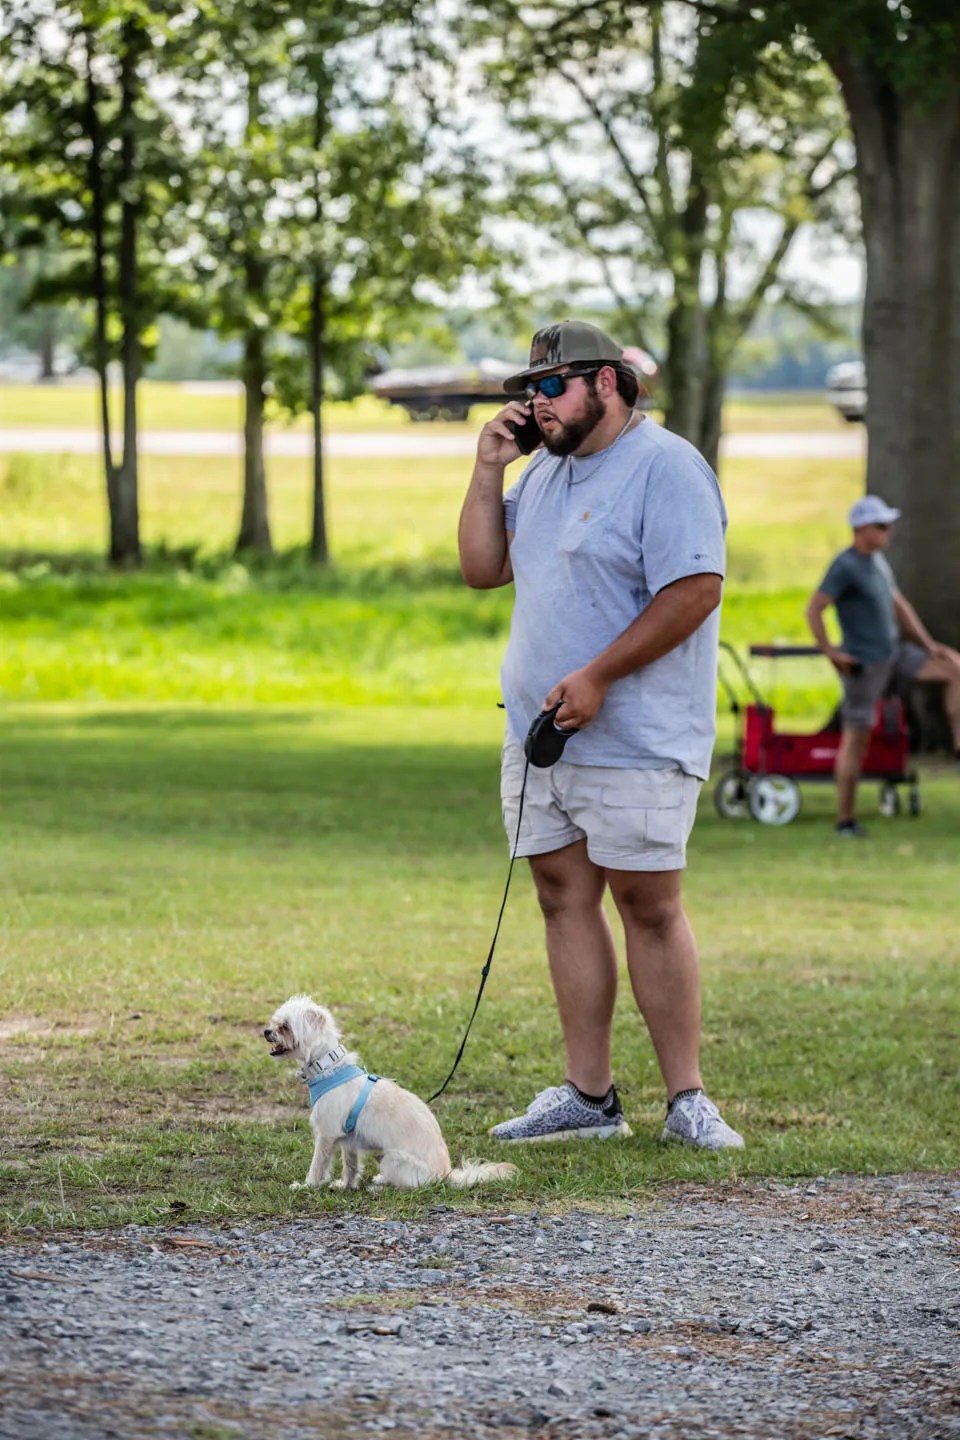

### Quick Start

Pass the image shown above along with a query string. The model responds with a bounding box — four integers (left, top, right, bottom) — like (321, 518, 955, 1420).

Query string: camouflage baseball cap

(502, 320, 624, 393)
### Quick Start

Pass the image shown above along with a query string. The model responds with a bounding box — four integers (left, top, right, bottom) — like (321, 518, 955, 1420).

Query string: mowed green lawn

(1, 446, 860, 712)
(0, 380, 844, 434)
(1, 707, 958, 1232)
(1, 410, 957, 1232)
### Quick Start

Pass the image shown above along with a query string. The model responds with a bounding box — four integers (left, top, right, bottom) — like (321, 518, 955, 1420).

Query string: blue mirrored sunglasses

(524, 367, 598, 400)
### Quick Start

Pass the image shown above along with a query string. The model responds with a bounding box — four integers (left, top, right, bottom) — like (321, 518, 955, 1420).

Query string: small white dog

(264, 994, 518, 1192)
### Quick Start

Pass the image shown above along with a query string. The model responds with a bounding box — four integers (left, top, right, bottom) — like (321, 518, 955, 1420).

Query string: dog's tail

(446, 1158, 519, 1188)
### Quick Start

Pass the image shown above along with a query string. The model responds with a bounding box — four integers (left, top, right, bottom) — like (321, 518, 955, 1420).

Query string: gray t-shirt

(818, 547, 898, 663)
(501, 417, 726, 779)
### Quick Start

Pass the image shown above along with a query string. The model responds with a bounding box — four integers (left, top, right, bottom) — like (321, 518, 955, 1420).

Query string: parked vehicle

(370, 346, 659, 422)
(825, 360, 866, 423)
(371, 357, 517, 421)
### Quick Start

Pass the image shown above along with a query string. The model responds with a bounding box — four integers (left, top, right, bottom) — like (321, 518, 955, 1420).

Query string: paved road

(0, 426, 865, 460)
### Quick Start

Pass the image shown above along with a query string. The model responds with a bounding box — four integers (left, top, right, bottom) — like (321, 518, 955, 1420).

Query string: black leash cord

(428, 756, 529, 1104)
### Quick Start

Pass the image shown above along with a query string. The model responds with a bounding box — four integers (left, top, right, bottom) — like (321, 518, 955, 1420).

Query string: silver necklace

(565, 413, 638, 486)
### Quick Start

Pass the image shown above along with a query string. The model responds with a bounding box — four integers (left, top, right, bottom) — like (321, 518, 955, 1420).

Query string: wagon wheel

(714, 771, 750, 820)
(879, 782, 901, 818)
(747, 774, 801, 826)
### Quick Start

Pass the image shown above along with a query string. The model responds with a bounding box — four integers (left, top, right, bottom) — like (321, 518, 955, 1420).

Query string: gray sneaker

(490, 1082, 632, 1144)
(662, 1091, 744, 1150)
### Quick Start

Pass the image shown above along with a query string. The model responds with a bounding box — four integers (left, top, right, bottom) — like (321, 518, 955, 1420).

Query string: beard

(539, 384, 606, 456)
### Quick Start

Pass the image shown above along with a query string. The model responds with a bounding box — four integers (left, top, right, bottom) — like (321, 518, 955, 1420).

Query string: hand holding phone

(508, 408, 542, 455)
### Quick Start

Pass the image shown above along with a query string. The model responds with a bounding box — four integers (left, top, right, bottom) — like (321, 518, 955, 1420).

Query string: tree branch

(556, 62, 668, 250)
(727, 131, 848, 351)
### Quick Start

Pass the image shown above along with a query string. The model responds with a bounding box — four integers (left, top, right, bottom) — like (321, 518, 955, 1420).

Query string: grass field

(1, 396, 957, 1234)
(0, 381, 844, 434)
(1, 447, 860, 714)
(2, 706, 958, 1234)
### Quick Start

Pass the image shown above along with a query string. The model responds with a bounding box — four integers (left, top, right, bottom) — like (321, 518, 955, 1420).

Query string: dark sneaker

(490, 1082, 631, 1144)
(662, 1091, 744, 1150)
(836, 820, 868, 838)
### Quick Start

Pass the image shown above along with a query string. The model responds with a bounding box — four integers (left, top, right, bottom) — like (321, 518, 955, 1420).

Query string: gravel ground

(2, 1172, 958, 1440)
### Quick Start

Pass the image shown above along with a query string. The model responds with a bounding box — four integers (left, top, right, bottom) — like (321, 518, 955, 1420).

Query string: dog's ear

(310, 1004, 340, 1042)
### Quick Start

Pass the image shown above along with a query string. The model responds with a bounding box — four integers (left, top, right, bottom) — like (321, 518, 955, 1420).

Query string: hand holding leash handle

(524, 701, 578, 768)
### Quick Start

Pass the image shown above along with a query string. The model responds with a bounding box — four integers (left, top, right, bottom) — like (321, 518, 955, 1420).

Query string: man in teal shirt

(806, 495, 960, 836)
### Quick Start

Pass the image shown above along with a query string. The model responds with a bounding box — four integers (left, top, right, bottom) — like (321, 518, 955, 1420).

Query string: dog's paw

(329, 1178, 348, 1191)
(290, 1180, 316, 1192)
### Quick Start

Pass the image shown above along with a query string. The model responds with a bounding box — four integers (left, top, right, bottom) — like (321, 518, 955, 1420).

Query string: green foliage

(763, 0, 960, 91)
(470, 0, 855, 458)
(0, 1, 200, 359)
(172, 1, 494, 411)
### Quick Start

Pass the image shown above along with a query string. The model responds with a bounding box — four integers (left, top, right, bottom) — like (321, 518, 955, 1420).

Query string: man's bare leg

(835, 726, 871, 824)
(528, 840, 617, 1096)
(914, 650, 960, 749)
(606, 867, 702, 1101)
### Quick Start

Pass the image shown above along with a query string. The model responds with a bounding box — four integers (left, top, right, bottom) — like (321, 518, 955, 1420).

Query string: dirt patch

(0, 1015, 106, 1040)
(655, 1173, 960, 1242)
(0, 1017, 53, 1040)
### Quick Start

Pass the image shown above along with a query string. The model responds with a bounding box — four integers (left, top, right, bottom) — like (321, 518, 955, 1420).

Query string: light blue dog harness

(299, 1046, 382, 1136)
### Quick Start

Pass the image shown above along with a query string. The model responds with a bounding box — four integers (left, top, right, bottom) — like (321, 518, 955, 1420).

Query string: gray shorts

(500, 737, 702, 872)
(841, 641, 928, 728)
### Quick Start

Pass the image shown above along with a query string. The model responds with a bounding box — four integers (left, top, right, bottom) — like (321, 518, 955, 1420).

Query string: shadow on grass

(0, 708, 504, 858)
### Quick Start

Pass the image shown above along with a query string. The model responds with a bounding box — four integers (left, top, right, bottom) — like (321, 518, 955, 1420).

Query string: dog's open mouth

(268, 1042, 290, 1058)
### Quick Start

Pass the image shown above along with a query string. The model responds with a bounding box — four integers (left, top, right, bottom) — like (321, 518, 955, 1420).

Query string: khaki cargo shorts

(500, 736, 702, 872)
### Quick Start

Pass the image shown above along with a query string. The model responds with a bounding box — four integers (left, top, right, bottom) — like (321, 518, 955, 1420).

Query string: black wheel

(879, 783, 901, 818)
(714, 771, 750, 820)
(909, 784, 922, 816)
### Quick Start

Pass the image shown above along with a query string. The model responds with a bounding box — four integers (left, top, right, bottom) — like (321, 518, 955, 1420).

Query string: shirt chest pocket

(558, 502, 615, 556)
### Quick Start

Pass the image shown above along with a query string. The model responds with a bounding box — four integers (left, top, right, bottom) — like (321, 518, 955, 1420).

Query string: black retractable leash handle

(428, 703, 576, 1104)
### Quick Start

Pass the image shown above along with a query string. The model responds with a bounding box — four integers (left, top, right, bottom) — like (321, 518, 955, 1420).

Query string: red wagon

(714, 643, 920, 825)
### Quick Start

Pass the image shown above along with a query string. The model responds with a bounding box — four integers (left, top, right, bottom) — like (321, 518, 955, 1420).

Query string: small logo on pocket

(582, 511, 590, 520)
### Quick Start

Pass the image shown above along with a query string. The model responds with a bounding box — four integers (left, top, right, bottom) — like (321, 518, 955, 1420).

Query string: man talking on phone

(458, 319, 743, 1150)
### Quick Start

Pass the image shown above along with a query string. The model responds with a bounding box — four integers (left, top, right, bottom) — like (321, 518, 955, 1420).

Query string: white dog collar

(296, 1044, 348, 1085)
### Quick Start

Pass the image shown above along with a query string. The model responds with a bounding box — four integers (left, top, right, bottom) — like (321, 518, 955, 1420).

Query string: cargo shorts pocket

(600, 770, 685, 848)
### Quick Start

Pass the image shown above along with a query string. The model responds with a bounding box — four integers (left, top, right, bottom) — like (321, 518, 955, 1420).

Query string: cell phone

(508, 410, 542, 455)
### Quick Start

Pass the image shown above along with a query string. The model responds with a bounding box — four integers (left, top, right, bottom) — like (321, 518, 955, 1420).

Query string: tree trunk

(113, 23, 141, 568)
(235, 67, 272, 558)
(236, 326, 272, 554)
(309, 267, 329, 564)
(837, 56, 960, 652)
(663, 294, 706, 443)
(698, 359, 725, 476)
(37, 313, 56, 380)
(662, 171, 709, 447)
(83, 28, 117, 538)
